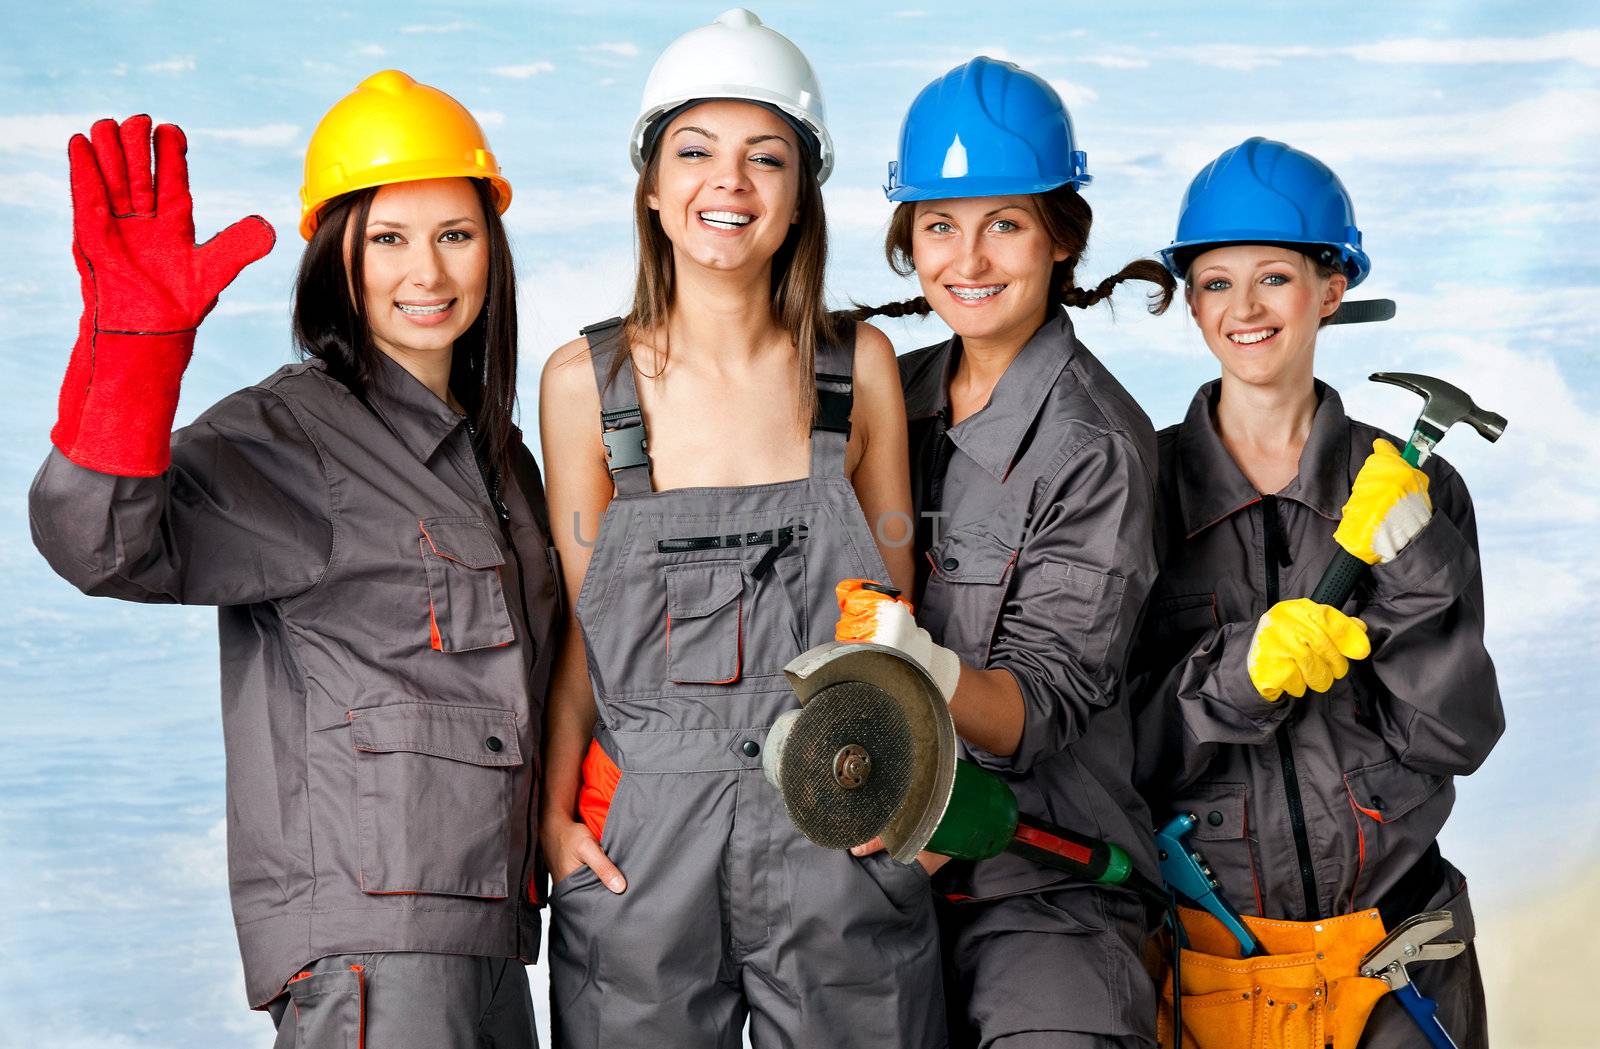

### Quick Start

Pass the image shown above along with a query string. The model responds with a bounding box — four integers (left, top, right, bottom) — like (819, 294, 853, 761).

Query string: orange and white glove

(835, 579, 961, 703)
(1246, 598, 1372, 701)
(1333, 439, 1433, 565)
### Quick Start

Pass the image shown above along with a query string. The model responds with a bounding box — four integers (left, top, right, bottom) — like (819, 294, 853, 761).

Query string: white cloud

(472, 109, 506, 127)
(0, 170, 67, 209)
(1049, 78, 1098, 108)
(584, 41, 639, 58)
(1133, 28, 1600, 73)
(894, 9, 927, 16)
(356, 43, 386, 57)
(1121, 88, 1600, 182)
(492, 61, 556, 78)
(1346, 28, 1600, 67)
(823, 185, 894, 234)
(192, 123, 300, 147)
(0, 114, 99, 155)
(501, 184, 635, 232)
(400, 20, 467, 33)
(1081, 54, 1150, 70)
(143, 57, 196, 74)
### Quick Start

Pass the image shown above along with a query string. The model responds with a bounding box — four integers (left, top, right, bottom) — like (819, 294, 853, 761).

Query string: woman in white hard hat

(848, 57, 1176, 1048)
(30, 73, 560, 1048)
(538, 10, 945, 1046)
(1129, 138, 1500, 1049)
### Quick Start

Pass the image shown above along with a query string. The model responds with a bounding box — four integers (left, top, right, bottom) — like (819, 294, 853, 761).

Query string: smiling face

(1186, 244, 1347, 391)
(350, 177, 489, 367)
(909, 194, 1069, 348)
(646, 99, 803, 275)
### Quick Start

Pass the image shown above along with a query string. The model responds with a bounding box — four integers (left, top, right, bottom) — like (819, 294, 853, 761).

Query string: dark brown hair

(852, 184, 1175, 321)
(614, 130, 847, 422)
(292, 178, 519, 467)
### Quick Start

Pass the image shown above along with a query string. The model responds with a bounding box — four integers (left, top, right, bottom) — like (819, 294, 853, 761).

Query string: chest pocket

(923, 528, 1017, 664)
(665, 561, 744, 684)
(418, 517, 516, 653)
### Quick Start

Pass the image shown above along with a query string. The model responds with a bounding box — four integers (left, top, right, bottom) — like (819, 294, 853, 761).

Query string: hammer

(1311, 372, 1507, 608)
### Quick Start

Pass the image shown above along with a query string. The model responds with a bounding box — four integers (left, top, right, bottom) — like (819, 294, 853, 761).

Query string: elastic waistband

(595, 724, 770, 774)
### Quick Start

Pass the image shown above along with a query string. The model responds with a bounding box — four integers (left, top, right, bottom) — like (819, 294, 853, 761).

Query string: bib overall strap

(583, 317, 652, 495)
(810, 331, 854, 478)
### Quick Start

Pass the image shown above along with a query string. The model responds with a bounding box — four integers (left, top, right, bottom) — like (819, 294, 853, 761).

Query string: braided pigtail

(1058, 258, 1176, 315)
(846, 296, 934, 322)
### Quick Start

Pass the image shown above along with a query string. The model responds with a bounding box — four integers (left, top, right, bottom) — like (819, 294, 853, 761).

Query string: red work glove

(52, 116, 275, 476)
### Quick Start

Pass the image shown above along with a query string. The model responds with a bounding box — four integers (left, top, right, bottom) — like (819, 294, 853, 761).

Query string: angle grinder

(763, 641, 1147, 891)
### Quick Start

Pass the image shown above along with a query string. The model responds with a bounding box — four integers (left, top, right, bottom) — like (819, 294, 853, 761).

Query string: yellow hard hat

(299, 69, 512, 239)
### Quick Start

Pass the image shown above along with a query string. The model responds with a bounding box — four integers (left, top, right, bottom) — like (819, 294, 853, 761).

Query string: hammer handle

(1312, 548, 1368, 608)
(1312, 436, 1427, 608)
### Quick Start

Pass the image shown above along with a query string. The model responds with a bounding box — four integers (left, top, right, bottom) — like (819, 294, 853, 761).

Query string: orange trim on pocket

(579, 739, 622, 841)
(1346, 793, 1370, 914)
(428, 600, 443, 651)
(350, 964, 366, 1049)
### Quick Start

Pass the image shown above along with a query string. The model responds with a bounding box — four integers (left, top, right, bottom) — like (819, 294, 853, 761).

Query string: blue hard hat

(1161, 137, 1370, 287)
(884, 56, 1090, 202)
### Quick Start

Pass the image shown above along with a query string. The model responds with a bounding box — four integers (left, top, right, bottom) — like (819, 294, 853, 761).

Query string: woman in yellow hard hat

(30, 71, 559, 1048)
(536, 9, 943, 1047)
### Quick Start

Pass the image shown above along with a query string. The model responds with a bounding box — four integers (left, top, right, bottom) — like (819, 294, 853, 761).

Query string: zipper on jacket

(1262, 494, 1321, 920)
(467, 421, 540, 949)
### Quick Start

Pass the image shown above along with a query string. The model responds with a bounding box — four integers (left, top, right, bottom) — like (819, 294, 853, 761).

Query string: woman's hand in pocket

(543, 817, 627, 894)
(850, 835, 950, 876)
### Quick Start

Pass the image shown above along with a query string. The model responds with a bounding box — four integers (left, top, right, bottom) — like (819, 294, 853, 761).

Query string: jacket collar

(916, 310, 1078, 482)
(1177, 378, 1352, 537)
(364, 350, 467, 464)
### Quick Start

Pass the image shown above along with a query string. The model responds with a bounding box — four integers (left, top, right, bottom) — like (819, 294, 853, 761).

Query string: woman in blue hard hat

(851, 56, 1177, 1048)
(536, 10, 944, 1047)
(1129, 137, 1501, 1048)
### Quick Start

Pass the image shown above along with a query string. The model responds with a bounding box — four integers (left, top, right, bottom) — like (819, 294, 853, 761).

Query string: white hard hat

(630, 8, 833, 184)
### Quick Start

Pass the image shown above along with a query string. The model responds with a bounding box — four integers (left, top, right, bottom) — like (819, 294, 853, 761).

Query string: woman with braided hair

(848, 56, 1175, 1049)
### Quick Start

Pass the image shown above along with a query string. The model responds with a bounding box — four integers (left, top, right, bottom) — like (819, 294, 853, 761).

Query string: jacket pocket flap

(930, 529, 1015, 584)
(1148, 592, 1220, 638)
(1344, 758, 1445, 823)
(665, 561, 743, 619)
(1172, 784, 1249, 842)
(350, 703, 523, 767)
(419, 517, 505, 569)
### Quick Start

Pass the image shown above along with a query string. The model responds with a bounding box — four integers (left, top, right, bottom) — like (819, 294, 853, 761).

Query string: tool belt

(1157, 905, 1392, 1049)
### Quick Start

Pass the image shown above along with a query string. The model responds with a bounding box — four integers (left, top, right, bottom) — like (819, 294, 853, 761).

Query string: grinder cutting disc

(771, 642, 959, 863)
(772, 680, 914, 849)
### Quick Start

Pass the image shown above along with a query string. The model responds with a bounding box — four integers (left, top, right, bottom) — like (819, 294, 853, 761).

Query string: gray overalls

(548, 319, 946, 1049)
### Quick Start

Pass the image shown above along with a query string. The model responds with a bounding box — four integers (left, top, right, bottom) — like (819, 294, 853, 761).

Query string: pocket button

(486, 736, 504, 753)
(740, 740, 760, 758)
(942, 557, 960, 572)
(1207, 810, 1225, 827)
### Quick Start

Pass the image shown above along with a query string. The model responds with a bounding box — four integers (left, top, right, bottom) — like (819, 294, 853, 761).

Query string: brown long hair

(614, 132, 847, 422)
(852, 184, 1175, 321)
(291, 178, 519, 467)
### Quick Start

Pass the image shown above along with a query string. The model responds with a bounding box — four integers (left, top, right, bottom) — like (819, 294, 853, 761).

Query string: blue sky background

(3, 2, 1597, 1046)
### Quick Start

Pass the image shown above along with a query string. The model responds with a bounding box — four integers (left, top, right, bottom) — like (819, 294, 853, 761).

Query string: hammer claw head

(1369, 371, 1507, 446)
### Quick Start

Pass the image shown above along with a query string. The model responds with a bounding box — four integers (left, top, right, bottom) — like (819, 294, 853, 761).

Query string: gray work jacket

(1131, 381, 1503, 925)
(30, 352, 561, 1008)
(901, 311, 1160, 902)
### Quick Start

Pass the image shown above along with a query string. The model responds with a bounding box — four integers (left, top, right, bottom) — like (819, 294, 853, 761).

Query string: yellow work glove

(1333, 439, 1433, 565)
(1246, 598, 1372, 701)
(835, 580, 961, 703)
